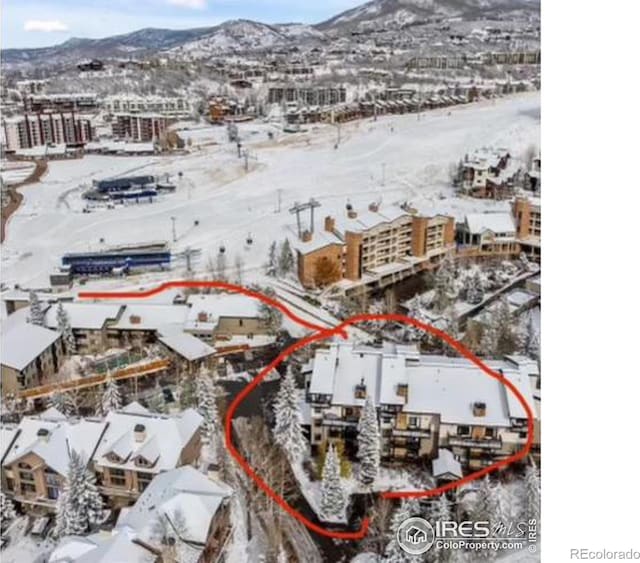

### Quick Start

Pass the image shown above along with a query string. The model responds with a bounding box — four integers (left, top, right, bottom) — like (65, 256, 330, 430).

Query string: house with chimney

(305, 343, 537, 470)
(459, 148, 519, 199)
(0, 403, 205, 514)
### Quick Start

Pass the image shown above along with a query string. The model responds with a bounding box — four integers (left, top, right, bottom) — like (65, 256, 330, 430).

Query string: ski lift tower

(289, 198, 321, 238)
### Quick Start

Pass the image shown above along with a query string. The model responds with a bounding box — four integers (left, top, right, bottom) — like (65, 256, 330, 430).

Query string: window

(21, 482, 37, 494)
(485, 428, 495, 438)
(137, 472, 153, 493)
(314, 434, 322, 441)
(457, 426, 470, 436)
(5, 478, 15, 491)
(19, 471, 35, 483)
(47, 486, 59, 500)
(408, 417, 418, 428)
(109, 468, 126, 487)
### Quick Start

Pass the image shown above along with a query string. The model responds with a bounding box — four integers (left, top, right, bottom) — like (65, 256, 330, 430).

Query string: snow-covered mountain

(168, 20, 326, 58)
(317, 0, 539, 31)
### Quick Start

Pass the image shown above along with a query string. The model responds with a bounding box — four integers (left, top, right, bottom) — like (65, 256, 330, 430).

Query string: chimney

(346, 203, 357, 219)
(324, 215, 336, 233)
(473, 402, 487, 417)
(197, 311, 208, 323)
(301, 230, 312, 242)
(129, 314, 141, 325)
(369, 201, 379, 213)
(37, 428, 50, 443)
(134, 424, 146, 443)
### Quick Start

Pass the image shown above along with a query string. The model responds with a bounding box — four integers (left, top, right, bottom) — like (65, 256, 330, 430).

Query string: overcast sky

(2, 0, 365, 49)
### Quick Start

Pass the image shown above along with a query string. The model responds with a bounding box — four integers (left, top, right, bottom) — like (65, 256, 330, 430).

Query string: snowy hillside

(317, 0, 540, 31)
(168, 20, 326, 59)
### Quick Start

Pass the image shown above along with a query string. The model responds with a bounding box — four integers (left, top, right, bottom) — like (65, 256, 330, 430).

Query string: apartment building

(513, 196, 541, 262)
(23, 93, 99, 113)
(111, 113, 170, 142)
(0, 403, 204, 515)
(268, 85, 347, 106)
(104, 95, 192, 118)
(295, 202, 455, 291)
(1, 322, 63, 396)
(2, 112, 95, 152)
(305, 343, 537, 469)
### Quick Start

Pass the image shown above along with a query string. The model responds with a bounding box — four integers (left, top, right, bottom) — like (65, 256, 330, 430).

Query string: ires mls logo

(396, 517, 436, 555)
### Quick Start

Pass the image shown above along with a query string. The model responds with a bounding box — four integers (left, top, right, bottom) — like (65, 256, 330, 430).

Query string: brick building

(2, 112, 95, 152)
(111, 113, 169, 142)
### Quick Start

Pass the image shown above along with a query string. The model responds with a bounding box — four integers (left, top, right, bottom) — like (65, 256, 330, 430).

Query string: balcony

(392, 427, 432, 438)
(447, 436, 502, 449)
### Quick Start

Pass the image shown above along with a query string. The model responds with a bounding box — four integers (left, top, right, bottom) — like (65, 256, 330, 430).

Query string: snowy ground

(1, 92, 539, 291)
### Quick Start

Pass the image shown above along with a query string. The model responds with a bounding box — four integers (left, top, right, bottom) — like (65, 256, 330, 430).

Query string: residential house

(460, 148, 518, 199)
(457, 212, 520, 259)
(92, 402, 203, 508)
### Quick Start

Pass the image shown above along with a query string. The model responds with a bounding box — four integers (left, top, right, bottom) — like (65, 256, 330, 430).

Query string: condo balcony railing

(447, 436, 503, 449)
(392, 427, 432, 438)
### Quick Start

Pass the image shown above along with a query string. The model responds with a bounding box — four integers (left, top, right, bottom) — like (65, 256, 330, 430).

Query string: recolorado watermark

(570, 549, 640, 560)
(397, 517, 538, 555)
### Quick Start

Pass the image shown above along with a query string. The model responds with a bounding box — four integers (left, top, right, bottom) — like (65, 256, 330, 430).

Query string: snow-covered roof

(333, 205, 411, 235)
(186, 293, 261, 321)
(464, 212, 516, 235)
(116, 465, 232, 546)
(307, 343, 535, 426)
(111, 304, 189, 331)
(1, 321, 62, 371)
(45, 303, 123, 330)
(49, 530, 158, 563)
(3, 412, 107, 475)
(432, 448, 463, 479)
(158, 330, 217, 361)
(93, 407, 203, 473)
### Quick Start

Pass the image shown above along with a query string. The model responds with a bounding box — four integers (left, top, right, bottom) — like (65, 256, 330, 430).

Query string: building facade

(111, 113, 170, 142)
(2, 112, 95, 152)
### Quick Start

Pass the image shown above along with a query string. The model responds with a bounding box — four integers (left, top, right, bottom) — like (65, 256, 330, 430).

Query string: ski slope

(1, 92, 540, 290)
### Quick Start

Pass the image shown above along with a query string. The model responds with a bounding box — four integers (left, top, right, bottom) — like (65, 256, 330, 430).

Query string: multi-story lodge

(459, 148, 519, 199)
(104, 95, 192, 118)
(22, 93, 99, 113)
(305, 343, 538, 470)
(295, 202, 456, 291)
(513, 196, 541, 261)
(1, 403, 203, 513)
(268, 85, 347, 106)
(1, 112, 95, 152)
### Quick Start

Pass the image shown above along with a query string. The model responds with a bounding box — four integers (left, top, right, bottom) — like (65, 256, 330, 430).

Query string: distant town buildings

(268, 85, 346, 106)
(111, 113, 170, 142)
(104, 95, 193, 118)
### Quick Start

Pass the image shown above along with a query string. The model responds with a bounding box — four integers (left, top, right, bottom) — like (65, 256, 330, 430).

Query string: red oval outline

(78, 282, 536, 539)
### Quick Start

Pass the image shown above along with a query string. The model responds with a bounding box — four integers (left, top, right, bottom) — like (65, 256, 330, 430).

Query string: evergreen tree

(278, 238, 295, 276)
(521, 464, 541, 529)
(48, 390, 75, 417)
(433, 254, 456, 313)
(469, 476, 502, 561)
(273, 368, 307, 461)
(178, 373, 196, 409)
(443, 305, 460, 357)
(427, 495, 453, 563)
(383, 498, 423, 563)
(319, 443, 347, 520)
(522, 315, 540, 360)
(56, 302, 76, 355)
(258, 288, 283, 334)
(465, 270, 484, 305)
(28, 290, 45, 326)
(54, 450, 104, 538)
(482, 298, 521, 357)
(357, 395, 381, 486)
(196, 366, 219, 445)
(101, 375, 122, 414)
(266, 241, 278, 276)
(1, 491, 17, 525)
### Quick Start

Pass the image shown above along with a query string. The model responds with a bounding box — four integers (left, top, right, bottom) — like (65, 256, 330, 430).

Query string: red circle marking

(79, 282, 536, 538)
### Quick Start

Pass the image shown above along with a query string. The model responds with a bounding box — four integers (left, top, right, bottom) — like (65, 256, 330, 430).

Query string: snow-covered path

(1, 92, 540, 290)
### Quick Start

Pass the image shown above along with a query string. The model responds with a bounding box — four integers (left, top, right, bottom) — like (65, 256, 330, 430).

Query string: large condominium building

(268, 85, 347, 106)
(23, 93, 99, 113)
(1, 112, 95, 152)
(111, 113, 170, 142)
(104, 95, 192, 118)
(295, 202, 456, 291)
(305, 343, 538, 469)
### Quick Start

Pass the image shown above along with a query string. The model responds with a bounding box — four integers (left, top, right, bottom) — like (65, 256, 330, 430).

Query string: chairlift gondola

(219, 245, 226, 254)
(246, 233, 253, 246)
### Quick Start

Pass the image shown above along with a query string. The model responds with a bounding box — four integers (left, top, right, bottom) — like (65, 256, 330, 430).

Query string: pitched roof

(116, 465, 232, 546)
(45, 303, 122, 330)
(1, 322, 61, 371)
(2, 412, 107, 475)
(464, 212, 516, 236)
(93, 408, 203, 473)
